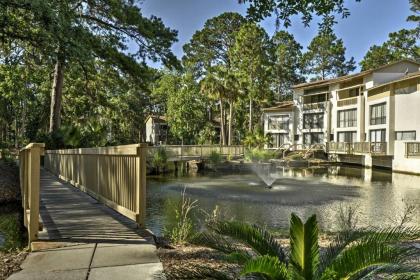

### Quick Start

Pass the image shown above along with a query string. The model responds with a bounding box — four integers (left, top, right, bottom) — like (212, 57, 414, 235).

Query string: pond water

(145, 165, 420, 235)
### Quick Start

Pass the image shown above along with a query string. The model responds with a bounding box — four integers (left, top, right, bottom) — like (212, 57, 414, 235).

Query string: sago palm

(194, 213, 420, 279)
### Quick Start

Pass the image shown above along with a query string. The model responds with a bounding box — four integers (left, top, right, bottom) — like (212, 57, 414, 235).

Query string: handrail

(327, 142, 387, 155)
(405, 142, 420, 157)
(44, 144, 147, 226)
(19, 143, 45, 244)
(146, 145, 244, 160)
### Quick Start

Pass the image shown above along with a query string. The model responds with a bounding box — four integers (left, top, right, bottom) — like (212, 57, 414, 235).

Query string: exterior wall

(394, 88, 420, 141)
(145, 118, 155, 144)
(372, 61, 419, 85)
(393, 142, 420, 174)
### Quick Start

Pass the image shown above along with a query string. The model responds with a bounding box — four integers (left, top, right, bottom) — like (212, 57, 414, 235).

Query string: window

(338, 109, 357, 128)
(304, 94, 326, 104)
(395, 84, 417, 95)
(303, 113, 324, 129)
(267, 115, 289, 130)
(370, 103, 386, 125)
(268, 133, 289, 148)
(303, 133, 324, 145)
(395, 131, 416, 141)
(370, 129, 386, 142)
(337, 131, 357, 143)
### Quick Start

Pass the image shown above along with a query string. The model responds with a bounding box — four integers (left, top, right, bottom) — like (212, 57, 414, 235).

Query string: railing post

(27, 143, 44, 243)
(136, 144, 147, 227)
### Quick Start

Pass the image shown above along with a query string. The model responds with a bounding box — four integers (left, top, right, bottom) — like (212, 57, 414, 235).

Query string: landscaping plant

(164, 189, 198, 245)
(194, 213, 420, 279)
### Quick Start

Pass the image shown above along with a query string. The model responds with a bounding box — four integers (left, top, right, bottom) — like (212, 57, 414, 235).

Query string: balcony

(337, 97, 357, 107)
(327, 142, 387, 155)
(303, 102, 326, 111)
(405, 142, 420, 157)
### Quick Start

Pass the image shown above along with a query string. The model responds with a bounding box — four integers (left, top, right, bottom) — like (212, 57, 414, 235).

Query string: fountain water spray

(250, 163, 277, 188)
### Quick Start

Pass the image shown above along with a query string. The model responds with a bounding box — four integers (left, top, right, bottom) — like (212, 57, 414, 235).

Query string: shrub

(244, 148, 277, 162)
(164, 189, 198, 245)
(208, 150, 222, 165)
(151, 147, 168, 172)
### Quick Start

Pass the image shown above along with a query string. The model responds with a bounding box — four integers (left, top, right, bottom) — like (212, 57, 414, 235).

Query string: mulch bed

(0, 250, 27, 280)
(158, 244, 241, 280)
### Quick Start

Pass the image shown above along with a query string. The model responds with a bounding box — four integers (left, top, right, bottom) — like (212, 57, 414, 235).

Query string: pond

(145, 165, 420, 235)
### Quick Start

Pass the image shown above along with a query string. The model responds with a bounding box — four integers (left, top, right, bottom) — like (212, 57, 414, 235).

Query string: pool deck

(7, 170, 164, 280)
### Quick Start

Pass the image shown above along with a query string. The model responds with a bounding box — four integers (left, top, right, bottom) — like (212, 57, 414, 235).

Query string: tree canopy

(302, 17, 356, 79)
(238, 0, 361, 27)
(0, 0, 179, 134)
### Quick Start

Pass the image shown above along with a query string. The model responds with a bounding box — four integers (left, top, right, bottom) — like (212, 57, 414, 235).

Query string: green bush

(208, 150, 222, 165)
(151, 147, 168, 172)
(245, 148, 278, 162)
(195, 213, 420, 279)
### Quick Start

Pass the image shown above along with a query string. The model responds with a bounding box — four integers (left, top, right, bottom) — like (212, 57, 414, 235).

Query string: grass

(0, 211, 26, 251)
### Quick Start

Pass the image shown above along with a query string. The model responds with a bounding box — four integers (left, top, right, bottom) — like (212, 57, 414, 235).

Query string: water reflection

(145, 166, 420, 235)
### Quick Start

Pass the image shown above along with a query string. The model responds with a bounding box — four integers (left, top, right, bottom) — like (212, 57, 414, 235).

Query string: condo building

(263, 60, 420, 174)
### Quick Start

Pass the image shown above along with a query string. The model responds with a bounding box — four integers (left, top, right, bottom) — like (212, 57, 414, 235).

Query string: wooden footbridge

(18, 143, 244, 245)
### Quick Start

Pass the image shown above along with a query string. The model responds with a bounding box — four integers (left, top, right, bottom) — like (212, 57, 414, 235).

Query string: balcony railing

(405, 142, 420, 157)
(370, 117, 386, 125)
(327, 142, 387, 155)
(303, 102, 325, 110)
(337, 97, 357, 107)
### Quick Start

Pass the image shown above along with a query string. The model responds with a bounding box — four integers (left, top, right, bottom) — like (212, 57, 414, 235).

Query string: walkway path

(8, 170, 164, 280)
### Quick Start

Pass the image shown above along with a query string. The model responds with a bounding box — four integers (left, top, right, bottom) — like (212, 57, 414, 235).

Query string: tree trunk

(49, 59, 65, 133)
(248, 98, 253, 132)
(228, 101, 233, 145)
(219, 100, 226, 145)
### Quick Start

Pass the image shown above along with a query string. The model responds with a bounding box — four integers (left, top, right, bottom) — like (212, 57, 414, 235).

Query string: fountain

(250, 163, 278, 188)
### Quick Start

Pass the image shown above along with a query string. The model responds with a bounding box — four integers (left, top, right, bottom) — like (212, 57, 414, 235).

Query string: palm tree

(194, 214, 420, 280)
(200, 70, 227, 146)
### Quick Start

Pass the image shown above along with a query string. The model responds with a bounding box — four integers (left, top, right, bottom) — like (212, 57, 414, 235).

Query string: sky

(140, 0, 417, 71)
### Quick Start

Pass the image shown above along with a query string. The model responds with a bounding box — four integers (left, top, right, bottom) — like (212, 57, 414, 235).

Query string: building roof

(145, 115, 167, 123)
(292, 59, 420, 90)
(367, 71, 420, 92)
(262, 101, 294, 112)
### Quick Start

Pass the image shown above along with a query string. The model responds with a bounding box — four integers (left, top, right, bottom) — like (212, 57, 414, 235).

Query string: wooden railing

(405, 142, 420, 157)
(337, 97, 358, 107)
(19, 143, 45, 243)
(303, 102, 326, 110)
(327, 142, 387, 155)
(327, 142, 350, 154)
(44, 144, 147, 226)
(146, 145, 244, 161)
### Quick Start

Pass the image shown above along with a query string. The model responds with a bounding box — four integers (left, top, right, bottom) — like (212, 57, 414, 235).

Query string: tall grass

(164, 188, 198, 245)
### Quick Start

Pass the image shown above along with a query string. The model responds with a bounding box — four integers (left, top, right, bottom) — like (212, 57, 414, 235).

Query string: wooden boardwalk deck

(38, 170, 151, 243)
(8, 170, 164, 280)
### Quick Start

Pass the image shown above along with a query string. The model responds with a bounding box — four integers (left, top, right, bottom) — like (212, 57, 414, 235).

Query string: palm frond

(192, 231, 240, 254)
(208, 220, 286, 262)
(360, 226, 420, 244)
(319, 226, 420, 275)
(352, 263, 420, 280)
(241, 255, 288, 280)
(319, 230, 366, 274)
(289, 213, 319, 280)
(326, 240, 418, 279)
